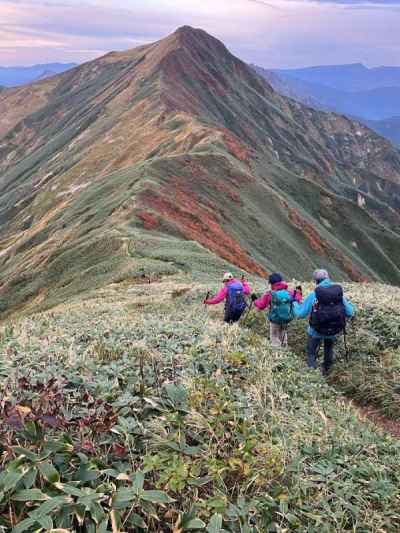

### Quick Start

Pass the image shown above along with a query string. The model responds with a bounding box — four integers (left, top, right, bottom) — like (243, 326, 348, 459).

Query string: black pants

(307, 335, 334, 372)
(224, 309, 244, 324)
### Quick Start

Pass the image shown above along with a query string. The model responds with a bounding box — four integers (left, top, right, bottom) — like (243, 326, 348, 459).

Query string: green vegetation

(1, 28, 400, 530)
(1, 278, 400, 531)
(1, 27, 400, 321)
(328, 284, 400, 419)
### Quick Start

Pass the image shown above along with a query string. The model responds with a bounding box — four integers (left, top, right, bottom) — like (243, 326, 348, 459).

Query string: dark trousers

(224, 309, 244, 324)
(307, 335, 334, 371)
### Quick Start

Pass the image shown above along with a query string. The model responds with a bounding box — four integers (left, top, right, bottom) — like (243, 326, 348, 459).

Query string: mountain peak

(174, 25, 200, 36)
(101, 26, 232, 75)
(132, 24, 237, 87)
(168, 25, 229, 55)
(170, 25, 210, 46)
(173, 25, 216, 40)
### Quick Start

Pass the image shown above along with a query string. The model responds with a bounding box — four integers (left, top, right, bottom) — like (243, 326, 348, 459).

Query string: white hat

(223, 272, 234, 282)
(313, 269, 329, 282)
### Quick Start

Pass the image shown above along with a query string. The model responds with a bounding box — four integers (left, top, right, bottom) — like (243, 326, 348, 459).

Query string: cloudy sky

(1, 0, 400, 68)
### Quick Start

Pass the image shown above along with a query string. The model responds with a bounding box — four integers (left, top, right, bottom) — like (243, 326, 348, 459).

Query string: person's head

(268, 272, 283, 285)
(223, 272, 234, 283)
(312, 269, 329, 284)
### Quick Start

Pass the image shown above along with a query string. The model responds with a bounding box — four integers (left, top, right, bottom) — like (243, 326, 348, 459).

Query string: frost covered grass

(0, 279, 400, 531)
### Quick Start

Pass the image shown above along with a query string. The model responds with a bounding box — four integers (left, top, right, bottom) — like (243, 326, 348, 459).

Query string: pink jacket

(254, 281, 302, 310)
(205, 279, 251, 305)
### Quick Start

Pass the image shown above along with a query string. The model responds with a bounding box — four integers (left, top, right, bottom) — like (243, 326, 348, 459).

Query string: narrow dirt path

(343, 397, 400, 439)
(286, 335, 400, 440)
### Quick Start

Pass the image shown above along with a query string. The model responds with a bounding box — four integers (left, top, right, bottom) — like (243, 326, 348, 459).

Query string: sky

(1, 0, 400, 68)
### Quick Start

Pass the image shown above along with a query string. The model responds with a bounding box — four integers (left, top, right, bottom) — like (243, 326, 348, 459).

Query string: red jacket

(254, 281, 302, 310)
(205, 279, 251, 305)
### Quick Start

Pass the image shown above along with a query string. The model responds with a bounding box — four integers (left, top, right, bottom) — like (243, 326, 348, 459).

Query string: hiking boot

(321, 366, 330, 376)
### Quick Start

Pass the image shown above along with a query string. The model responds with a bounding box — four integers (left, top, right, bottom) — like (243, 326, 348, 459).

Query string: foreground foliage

(1, 279, 400, 532)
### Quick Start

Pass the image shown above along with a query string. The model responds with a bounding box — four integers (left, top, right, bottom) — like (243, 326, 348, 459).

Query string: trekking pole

(343, 324, 349, 361)
(242, 300, 253, 322)
(202, 291, 211, 326)
(204, 291, 210, 307)
(316, 340, 321, 361)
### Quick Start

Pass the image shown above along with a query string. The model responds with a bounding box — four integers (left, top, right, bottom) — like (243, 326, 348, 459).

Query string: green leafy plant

(1, 280, 400, 531)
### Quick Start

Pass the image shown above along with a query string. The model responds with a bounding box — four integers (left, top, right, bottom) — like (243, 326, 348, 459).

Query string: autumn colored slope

(1, 26, 400, 316)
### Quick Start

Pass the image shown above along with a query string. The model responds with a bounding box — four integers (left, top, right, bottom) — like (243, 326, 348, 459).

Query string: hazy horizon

(1, 0, 400, 69)
(2, 49, 400, 73)
(3, 52, 400, 73)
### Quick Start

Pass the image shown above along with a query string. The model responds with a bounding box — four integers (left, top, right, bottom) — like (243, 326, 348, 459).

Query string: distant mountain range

(255, 64, 400, 146)
(1, 28, 400, 316)
(277, 63, 400, 92)
(0, 63, 77, 87)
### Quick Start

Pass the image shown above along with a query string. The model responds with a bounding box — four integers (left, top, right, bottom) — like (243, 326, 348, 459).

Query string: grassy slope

(3, 148, 400, 319)
(1, 278, 400, 531)
(1, 28, 400, 319)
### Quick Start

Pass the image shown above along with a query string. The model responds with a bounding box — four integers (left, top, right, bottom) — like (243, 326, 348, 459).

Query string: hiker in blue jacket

(292, 269, 354, 374)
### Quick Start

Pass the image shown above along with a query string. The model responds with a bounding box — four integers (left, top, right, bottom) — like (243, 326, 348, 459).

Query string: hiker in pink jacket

(204, 272, 251, 323)
(251, 273, 302, 347)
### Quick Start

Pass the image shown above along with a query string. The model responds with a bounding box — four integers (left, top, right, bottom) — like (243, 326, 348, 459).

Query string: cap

(312, 269, 329, 283)
(268, 272, 283, 285)
(223, 272, 234, 282)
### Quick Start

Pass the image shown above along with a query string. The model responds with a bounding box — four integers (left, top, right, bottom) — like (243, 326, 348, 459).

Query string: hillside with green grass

(1, 277, 400, 531)
(1, 26, 400, 319)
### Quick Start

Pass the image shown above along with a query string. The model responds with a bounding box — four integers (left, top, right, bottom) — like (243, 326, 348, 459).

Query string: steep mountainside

(255, 66, 400, 146)
(364, 117, 400, 148)
(253, 68, 324, 109)
(255, 66, 400, 120)
(0, 63, 77, 87)
(1, 27, 400, 316)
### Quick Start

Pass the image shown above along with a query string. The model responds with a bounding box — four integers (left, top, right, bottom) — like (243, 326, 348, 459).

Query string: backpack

(225, 282, 247, 317)
(310, 284, 346, 336)
(268, 290, 294, 325)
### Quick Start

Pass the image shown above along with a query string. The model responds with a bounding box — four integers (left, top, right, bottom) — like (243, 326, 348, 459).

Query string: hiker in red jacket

(252, 273, 302, 347)
(204, 272, 251, 323)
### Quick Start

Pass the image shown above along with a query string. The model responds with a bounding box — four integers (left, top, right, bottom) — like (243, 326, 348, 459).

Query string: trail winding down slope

(1, 27, 400, 315)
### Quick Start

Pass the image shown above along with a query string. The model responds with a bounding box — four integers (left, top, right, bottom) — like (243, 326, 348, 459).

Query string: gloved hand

(250, 293, 258, 302)
(203, 299, 208, 305)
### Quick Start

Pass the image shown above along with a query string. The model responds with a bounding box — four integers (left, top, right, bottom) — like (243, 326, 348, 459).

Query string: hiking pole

(204, 291, 210, 307)
(242, 300, 253, 322)
(343, 322, 350, 361)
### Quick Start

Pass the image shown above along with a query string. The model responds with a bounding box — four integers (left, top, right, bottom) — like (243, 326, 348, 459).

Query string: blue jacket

(292, 279, 354, 339)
